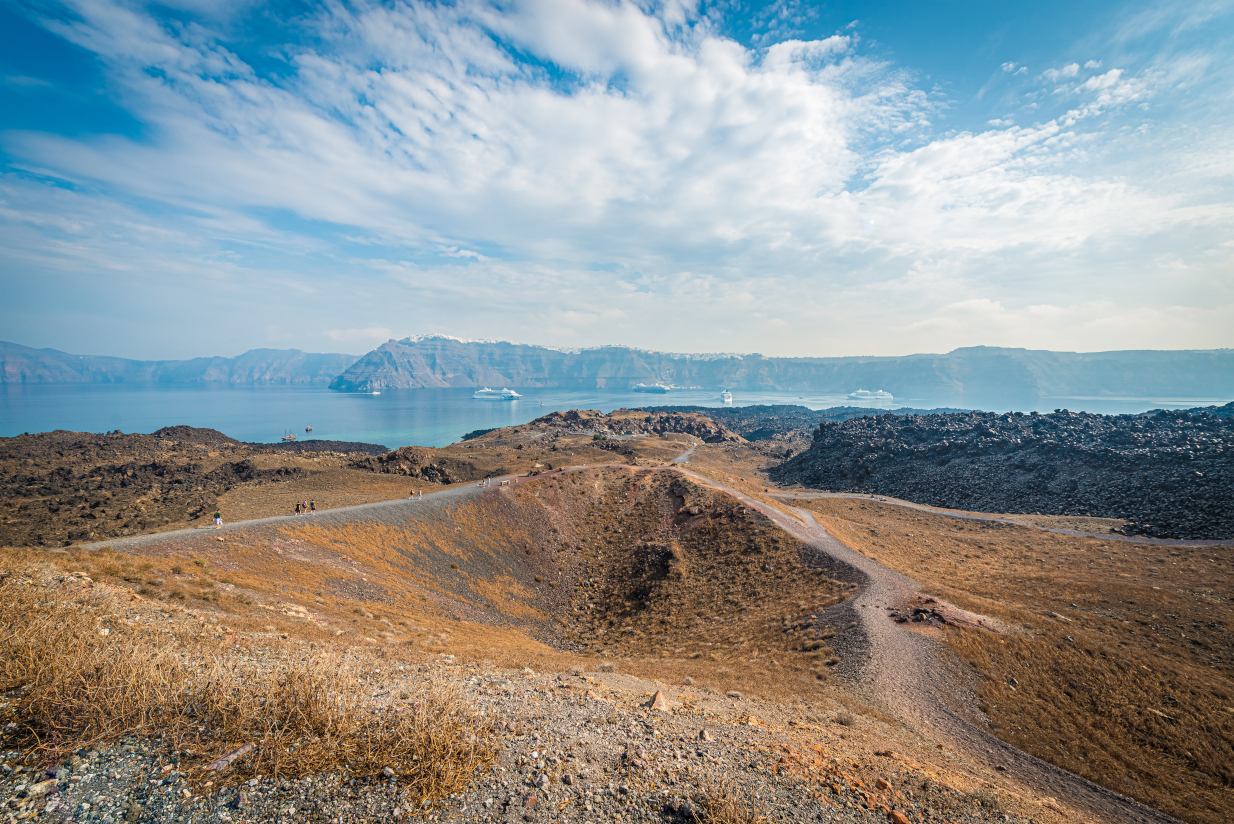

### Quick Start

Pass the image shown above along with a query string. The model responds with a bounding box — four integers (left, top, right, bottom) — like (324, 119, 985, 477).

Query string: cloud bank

(1, 0, 1231, 358)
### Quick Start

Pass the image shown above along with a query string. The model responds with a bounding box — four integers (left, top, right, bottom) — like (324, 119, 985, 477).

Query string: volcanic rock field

(771, 404, 1234, 540)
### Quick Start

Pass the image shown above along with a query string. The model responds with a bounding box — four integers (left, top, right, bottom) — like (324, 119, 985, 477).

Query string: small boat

(632, 382, 672, 394)
(721, 390, 733, 403)
(372, 391, 381, 395)
(473, 387, 522, 400)
(305, 426, 313, 432)
(847, 389, 893, 400)
(281, 432, 296, 442)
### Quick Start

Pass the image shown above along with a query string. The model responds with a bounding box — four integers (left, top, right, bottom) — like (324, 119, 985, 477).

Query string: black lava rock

(770, 403, 1234, 540)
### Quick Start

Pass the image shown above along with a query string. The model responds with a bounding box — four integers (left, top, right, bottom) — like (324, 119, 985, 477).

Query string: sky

(1, 0, 1232, 360)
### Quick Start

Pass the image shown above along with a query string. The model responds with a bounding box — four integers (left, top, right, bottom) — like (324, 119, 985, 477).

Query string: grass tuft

(692, 781, 767, 824)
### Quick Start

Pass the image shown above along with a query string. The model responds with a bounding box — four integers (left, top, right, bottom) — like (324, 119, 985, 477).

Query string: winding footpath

(82, 452, 1185, 824)
(673, 462, 1186, 824)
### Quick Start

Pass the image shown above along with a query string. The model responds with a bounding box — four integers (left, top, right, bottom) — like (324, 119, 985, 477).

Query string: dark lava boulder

(770, 408, 1234, 540)
(351, 446, 480, 484)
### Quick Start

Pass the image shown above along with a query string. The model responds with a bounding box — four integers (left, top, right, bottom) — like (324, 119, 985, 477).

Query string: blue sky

(1, 0, 1232, 359)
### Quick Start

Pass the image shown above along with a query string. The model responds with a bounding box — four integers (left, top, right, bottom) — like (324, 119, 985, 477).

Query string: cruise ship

(721, 389, 733, 403)
(473, 387, 522, 400)
(847, 389, 894, 400)
(632, 382, 672, 394)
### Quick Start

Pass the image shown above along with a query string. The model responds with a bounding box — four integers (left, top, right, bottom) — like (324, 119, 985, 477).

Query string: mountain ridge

(328, 336, 1234, 398)
(0, 341, 359, 385)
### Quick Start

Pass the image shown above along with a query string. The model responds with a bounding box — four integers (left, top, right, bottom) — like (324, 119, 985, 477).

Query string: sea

(1, 384, 1227, 449)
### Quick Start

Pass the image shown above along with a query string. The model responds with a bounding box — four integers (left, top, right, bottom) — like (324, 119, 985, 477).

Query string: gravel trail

(78, 476, 525, 553)
(681, 475, 1186, 824)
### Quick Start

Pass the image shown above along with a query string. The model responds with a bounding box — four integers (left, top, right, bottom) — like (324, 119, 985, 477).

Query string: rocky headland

(771, 404, 1234, 540)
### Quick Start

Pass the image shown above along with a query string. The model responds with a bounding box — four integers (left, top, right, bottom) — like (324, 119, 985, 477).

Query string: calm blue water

(0, 384, 1227, 448)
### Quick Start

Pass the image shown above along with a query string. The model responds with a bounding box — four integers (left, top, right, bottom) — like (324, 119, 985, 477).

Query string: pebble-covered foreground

(2, 657, 1062, 824)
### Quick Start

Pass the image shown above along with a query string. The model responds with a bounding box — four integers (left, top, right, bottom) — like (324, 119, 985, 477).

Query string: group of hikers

(293, 500, 316, 515)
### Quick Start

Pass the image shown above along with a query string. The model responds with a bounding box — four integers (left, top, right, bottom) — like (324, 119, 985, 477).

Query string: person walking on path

(310, 501, 316, 514)
(295, 502, 302, 516)
(214, 511, 222, 529)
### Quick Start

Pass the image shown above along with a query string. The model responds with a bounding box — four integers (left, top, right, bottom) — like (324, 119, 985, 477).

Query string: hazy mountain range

(5, 337, 1233, 401)
(328, 336, 1234, 399)
(0, 341, 358, 385)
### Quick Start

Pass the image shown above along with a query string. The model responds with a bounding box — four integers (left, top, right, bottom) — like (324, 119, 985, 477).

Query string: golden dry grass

(0, 574, 496, 801)
(692, 780, 768, 824)
(798, 497, 1234, 824)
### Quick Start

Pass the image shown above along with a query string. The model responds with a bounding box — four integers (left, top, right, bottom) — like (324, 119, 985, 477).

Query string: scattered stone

(25, 779, 56, 798)
(645, 690, 670, 711)
(726, 691, 742, 700)
(206, 742, 253, 771)
(698, 729, 713, 742)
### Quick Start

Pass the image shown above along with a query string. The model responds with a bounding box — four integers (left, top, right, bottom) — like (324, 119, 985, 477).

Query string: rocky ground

(0, 429, 316, 547)
(0, 423, 692, 548)
(0, 650, 1057, 824)
(532, 410, 744, 444)
(770, 405, 1234, 540)
(4, 410, 1230, 824)
(646, 406, 971, 443)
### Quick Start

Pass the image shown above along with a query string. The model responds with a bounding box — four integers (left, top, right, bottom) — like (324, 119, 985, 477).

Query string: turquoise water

(0, 384, 1226, 448)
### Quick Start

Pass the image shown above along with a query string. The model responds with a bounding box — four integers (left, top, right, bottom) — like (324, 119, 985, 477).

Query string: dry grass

(799, 497, 1234, 824)
(692, 780, 767, 824)
(0, 576, 496, 802)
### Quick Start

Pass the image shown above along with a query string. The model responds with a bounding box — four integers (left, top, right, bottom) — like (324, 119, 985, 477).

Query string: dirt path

(80, 453, 1184, 823)
(771, 491, 1234, 548)
(79, 476, 523, 552)
(681, 474, 1186, 824)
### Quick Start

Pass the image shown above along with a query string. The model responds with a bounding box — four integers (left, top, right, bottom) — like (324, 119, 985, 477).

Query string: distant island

(0, 341, 359, 385)
(328, 334, 1234, 399)
(6, 336, 1234, 401)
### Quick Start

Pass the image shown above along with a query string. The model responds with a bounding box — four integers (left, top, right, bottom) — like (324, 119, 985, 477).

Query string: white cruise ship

(847, 389, 893, 400)
(632, 382, 672, 394)
(721, 390, 733, 403)
(473, 387, 521, 400)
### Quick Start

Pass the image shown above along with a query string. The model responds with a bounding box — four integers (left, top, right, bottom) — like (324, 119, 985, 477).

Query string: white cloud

(1042, 62, 1081, 81)
(0, 0, 1230, 358)
(1084, 59, 1103, 69)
